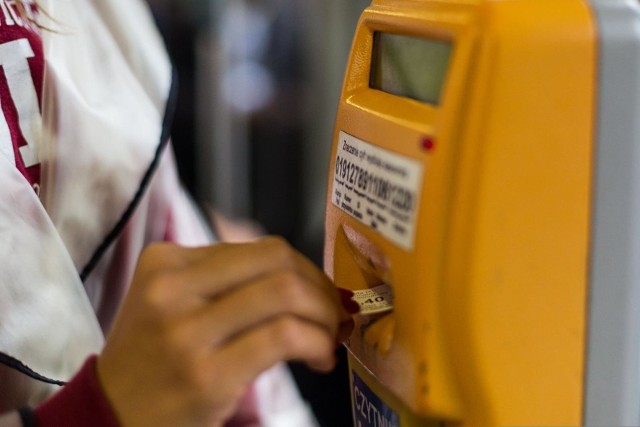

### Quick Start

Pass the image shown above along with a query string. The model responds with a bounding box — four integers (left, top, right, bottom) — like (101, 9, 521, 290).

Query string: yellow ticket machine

(323, 0, 640, 425)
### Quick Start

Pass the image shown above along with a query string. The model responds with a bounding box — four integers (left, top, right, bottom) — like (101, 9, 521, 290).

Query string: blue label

(352, 371, 400, 427)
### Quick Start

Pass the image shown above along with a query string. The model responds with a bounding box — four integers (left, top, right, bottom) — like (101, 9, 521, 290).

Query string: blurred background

(146, 0, 369, 425)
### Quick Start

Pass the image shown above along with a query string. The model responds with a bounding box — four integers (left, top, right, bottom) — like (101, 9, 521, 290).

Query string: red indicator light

(421, 136, 435, 151)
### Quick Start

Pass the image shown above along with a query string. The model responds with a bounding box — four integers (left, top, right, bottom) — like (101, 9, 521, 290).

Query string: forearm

(0, 412, 20, 427)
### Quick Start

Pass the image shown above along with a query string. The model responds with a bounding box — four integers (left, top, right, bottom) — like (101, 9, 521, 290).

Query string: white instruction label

(332, 131, 424, 251)
(352, 284, 394, 315)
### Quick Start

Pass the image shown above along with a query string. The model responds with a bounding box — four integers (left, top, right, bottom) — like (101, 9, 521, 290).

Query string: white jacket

(0, 0, 316, 425)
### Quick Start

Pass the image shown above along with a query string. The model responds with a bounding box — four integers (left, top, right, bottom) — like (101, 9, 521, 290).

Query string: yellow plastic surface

(324, 0, 595, 425)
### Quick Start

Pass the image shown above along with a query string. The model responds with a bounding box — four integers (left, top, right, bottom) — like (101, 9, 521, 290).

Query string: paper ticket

(352, 284, 394, 315)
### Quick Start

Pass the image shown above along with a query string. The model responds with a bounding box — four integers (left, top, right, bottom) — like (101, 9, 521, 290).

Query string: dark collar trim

(0, 352, 66, 386)
(80, 68, 179, 283)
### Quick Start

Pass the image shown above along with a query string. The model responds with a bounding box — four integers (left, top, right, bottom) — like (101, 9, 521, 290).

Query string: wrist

(34, 355, 120, 427)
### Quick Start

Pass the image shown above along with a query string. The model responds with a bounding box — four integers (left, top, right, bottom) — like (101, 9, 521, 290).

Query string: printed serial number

(335, 155, 414, 213)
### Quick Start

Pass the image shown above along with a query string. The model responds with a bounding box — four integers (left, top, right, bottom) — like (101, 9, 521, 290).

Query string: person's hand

(96, 237, 356, 427)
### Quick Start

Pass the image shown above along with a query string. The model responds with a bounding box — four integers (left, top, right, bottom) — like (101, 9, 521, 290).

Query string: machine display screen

(370, 32, 452, 105)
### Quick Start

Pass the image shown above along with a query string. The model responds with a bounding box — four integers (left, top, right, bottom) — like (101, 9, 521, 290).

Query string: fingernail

(343, 298, 361, 314)
(337, 287, 354, 297)
(338, 288, 360, 314)
(337, 288, 360, 314)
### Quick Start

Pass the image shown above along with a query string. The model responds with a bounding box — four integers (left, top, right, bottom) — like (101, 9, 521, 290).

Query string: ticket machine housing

(324, 0, 640, 425)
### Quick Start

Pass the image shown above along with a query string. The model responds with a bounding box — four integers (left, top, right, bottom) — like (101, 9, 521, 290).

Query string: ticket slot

(333, 224, 396, 354)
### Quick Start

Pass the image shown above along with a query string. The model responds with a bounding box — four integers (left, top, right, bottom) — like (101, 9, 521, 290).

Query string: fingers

(185, 269, 343, 346)
(144, 237, 354, 328)
(99, 237, 358, 427)
(167, 237, 336, 303)
(134, 238, 356, 353)
(211, 315, 338, 391)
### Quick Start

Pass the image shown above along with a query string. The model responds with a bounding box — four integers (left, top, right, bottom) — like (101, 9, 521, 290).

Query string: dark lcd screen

(370, 32, 452, 105)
